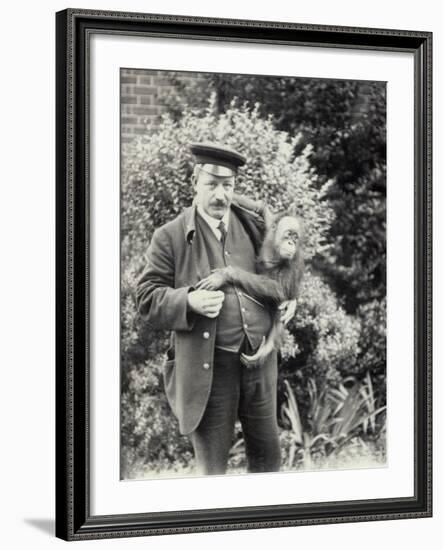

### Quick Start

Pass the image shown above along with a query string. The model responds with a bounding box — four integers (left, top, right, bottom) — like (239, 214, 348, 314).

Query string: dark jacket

(136, 198, 268, 435)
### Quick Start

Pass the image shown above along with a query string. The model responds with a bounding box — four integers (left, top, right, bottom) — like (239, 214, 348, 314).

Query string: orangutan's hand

(279, 299, 297, 326)
(195, 268, 229, 291)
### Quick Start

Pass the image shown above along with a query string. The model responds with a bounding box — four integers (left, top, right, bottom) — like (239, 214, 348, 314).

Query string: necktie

(218, 220, 227, 246)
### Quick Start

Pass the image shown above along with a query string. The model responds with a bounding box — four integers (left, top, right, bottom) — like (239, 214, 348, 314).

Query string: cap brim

(198, 164, 236, 177)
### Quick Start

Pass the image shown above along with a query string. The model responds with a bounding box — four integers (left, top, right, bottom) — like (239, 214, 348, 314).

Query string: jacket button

(203, 331, 210, 339)
(203, 362, 210, 370)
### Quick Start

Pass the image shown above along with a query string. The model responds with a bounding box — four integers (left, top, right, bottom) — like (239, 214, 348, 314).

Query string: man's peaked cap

(189, 142, 246, 176)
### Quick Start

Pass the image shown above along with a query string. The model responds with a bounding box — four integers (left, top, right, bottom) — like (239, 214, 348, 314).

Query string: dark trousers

(189, 341, 281, 475)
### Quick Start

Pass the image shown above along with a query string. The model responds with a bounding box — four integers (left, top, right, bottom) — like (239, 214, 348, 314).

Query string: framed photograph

(55, 8, 432, 541)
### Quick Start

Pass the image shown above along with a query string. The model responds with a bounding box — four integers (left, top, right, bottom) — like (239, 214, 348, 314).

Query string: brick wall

(121, 69, 172, 143)
(121, 69, 207, 143)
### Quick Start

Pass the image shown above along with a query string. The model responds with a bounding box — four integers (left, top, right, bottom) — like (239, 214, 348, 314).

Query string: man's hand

(187, 289, 225, 318)
(194, 268, 230, 291)
(278, 299, 297, 326)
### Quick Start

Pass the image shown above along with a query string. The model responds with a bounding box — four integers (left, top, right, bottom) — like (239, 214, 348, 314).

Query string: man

(136, 142, 295, 475)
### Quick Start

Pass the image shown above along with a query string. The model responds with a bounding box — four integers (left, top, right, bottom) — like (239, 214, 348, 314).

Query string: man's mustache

(210, 200, 227, 207)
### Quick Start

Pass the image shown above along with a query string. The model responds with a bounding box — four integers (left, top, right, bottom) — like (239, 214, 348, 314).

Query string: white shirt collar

(196, 204, 230, 241)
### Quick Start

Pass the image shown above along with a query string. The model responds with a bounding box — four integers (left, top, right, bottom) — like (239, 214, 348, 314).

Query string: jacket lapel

(181, 205, 210, 284)
(230, 202, 265, 256)
(180, 201, 265, 284)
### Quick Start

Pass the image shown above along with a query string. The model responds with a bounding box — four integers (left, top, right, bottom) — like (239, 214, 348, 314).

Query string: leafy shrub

(121, 354, 194, 479)
(278, 271, 361, 422)
(280, 373, 386, 470)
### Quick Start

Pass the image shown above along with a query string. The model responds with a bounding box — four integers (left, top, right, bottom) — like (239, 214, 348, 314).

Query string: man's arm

(136, 228, 195, 331)
(232, 193, 266, 216)
(232, 193, 274, 228)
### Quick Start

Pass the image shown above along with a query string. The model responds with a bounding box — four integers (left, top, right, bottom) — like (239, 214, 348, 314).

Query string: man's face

(193, 168, 235, 220)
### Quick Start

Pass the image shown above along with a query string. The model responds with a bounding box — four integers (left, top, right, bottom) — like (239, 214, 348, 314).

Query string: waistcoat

(195, 209, 272, 352)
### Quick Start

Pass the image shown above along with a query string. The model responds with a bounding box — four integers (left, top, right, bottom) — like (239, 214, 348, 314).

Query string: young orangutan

(195, 211, 304, 367)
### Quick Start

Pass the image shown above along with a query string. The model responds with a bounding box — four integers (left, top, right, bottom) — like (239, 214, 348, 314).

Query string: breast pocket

(243, 292, 265, 308)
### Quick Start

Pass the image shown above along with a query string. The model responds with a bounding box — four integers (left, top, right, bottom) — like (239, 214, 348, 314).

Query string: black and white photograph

(120, 69, 387, 480)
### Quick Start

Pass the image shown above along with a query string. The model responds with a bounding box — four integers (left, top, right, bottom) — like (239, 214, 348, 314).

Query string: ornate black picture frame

(55, 8, 432, 541)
